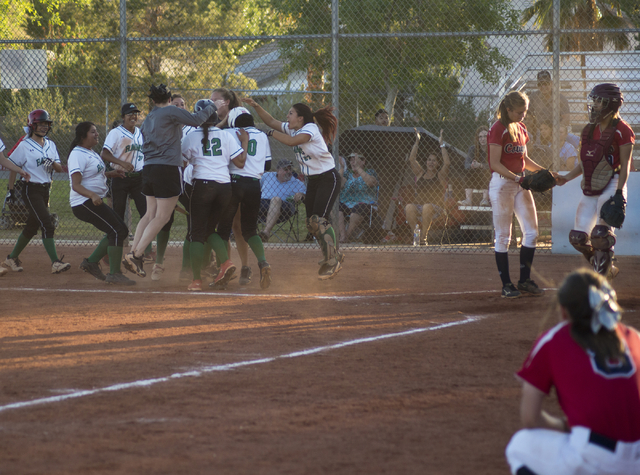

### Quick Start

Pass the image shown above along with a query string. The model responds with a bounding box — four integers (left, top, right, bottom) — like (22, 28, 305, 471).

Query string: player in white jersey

(69, 122, 134, 285)
(2, 110, 71, 275)
(180, 109, 248, 291)
(217, 107, 272, 289)
(0, 138, 31, 277)
(242, 98, 343, 280)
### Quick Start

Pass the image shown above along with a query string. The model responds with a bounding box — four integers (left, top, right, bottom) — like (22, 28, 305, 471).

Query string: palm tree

(522, 0, 632, 52)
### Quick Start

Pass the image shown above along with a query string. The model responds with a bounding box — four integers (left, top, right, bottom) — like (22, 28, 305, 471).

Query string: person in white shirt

(180, 111, 248, 291)
(216, 107, 272, 289)
(2, 110, 71, 275)
(241, 98, 344, 280)
(69, 122, 135, 285)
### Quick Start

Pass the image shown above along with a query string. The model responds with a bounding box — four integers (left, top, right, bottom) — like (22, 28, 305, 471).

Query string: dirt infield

(1, 245, 639, 474)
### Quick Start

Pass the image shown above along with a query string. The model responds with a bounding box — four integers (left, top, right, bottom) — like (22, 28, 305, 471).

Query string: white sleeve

(102, 129, 120, 153)
(0, 138, 5, 153)
(8, 142, 26, 167)
(67, 152, 83, 176)
(50, 141, 61, 163)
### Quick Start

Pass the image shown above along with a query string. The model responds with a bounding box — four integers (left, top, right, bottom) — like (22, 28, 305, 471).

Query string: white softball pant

(574, 175, 627, 233)
(489, 172, 538, 253)
(506, 426, 640, 475)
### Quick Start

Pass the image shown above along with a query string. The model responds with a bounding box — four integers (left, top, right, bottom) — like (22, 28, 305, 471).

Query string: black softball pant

(187, 179, 231, 244)
(72, 199, 129, 247)
(21, 182, 56, 240)
(216, 176, 261, 242)
(111, 174, 147, 222)
(305, 168, 341, 222)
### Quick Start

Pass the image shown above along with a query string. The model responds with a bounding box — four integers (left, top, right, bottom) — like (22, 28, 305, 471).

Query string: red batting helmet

(27, 109, 53, 135)
(588, 84, 623, 125)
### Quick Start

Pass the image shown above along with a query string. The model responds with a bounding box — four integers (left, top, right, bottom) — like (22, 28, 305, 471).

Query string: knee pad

(590, 225, 616, 251)
(569, 230, 593, 262)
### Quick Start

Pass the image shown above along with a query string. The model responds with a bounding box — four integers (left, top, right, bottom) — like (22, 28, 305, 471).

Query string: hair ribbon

(588, 284, 621, 334)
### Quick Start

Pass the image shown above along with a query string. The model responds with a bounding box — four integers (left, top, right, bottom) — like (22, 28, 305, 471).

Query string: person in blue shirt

(259, 159, 306, 241)
(337, 151, 378, 242)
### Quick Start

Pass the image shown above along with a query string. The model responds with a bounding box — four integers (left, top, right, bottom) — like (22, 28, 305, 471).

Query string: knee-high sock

(203, 241, 212, 268)
(42, 237, 59, 262)
(495, 251, 511, 286)
(189, 242, 204, 280)
(208, 233, 229, 264)
(247, 235, 266, 263)
(519, 246, 536, 283)
(155, 230, 171, 265)
(108, 246, 124, 274)
(89, 235, 109, 263)
(181, 239, 191, 271)
(9, 232, 31, 259)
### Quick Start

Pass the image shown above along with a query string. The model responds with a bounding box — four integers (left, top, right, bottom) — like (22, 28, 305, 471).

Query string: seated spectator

(458, 126, 490, 207)
(558, 125, 578, 171)
(259, 159, 306, 241)
(374, 109, 390, 126)
(337, 151, 378, 242)
(405, 128, 450, 245)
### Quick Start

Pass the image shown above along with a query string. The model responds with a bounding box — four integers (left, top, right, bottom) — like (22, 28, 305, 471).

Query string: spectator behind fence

(531, 121, 578, 171)
(258, 159, 306, 242)
(374, 109, 389, 126)
(526, 70, 570, 142)
(337, 151, 378, 243)
(405, 128, 450, 245)
(458, 126, 490, 207)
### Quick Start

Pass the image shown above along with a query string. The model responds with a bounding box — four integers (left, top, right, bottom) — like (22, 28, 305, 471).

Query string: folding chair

(258, 199, 302, 243)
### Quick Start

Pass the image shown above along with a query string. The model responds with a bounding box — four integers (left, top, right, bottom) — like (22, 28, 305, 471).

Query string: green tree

(274, 0, 520, 121)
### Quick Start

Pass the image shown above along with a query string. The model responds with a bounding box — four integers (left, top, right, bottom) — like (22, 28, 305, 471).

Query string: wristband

(267, 129, 274, 137)
(514, 175, 523, 184)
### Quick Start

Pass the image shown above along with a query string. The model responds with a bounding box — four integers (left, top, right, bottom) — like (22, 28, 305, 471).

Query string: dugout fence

(0, 0, 639, 253)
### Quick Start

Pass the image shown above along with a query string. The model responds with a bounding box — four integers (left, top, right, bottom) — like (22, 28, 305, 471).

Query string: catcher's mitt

(519, 169, 556, 193)
(600, 190, 626, 229)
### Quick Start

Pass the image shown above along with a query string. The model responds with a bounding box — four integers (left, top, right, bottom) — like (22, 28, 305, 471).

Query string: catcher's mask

(588, 83, 623, 125)
(27, 109, 53, 137)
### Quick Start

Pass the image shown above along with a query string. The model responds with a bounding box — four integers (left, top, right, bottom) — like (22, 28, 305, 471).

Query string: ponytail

(212, 88, 240, 109)
(292, 103, 338, 145)
(496, 91, 528, 142)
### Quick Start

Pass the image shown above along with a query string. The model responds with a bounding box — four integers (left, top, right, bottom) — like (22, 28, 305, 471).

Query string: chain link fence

(1, 0, 639, 254)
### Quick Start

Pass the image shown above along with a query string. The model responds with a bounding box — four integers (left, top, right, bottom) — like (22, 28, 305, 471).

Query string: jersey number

(247, 139, 257, 156)
(203, 138, 222, 156)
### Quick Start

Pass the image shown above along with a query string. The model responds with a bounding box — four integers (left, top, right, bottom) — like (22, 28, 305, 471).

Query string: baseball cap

(227, 106, 251, 128)
(121, 103, 140, 116)
(277, 159, 293, 169)
(537, 71, 551, 83)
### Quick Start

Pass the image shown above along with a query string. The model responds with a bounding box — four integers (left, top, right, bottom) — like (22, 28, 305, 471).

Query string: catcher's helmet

(27, 109, 53, 135)
(588, 83, 623, 125)
(194, 99, 218, 125)
(227, 107, 253, 128)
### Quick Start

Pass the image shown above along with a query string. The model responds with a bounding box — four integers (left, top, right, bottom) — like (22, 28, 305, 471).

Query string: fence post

(119, 0, 127, 106)
(552, 0, 561, 170)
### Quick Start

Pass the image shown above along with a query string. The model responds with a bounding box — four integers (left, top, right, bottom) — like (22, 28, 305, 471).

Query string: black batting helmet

(588, 83, 623, 125)
(194, 99, 218, 125)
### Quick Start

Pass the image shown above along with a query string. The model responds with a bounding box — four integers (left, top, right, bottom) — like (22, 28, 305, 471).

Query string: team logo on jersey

(97, 163, 105, 173)
(36, 157, 52, 167)
(588, 349, 636, 379)
(504, 144, 525, 154)
(293, 146, 311, 162)
(125, 144, 142, 153)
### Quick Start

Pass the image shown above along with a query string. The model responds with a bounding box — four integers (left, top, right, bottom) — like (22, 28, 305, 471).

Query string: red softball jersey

(487, 120, 529, 175)
(582, 119, 635, 171)
(517, 321, 640, 442)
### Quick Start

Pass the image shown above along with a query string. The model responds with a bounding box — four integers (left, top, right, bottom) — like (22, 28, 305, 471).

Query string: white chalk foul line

(0, 316, 480, 414)
(0, 286, 506, 300)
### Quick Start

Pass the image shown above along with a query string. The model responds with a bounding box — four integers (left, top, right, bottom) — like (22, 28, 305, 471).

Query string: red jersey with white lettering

(581, 119, 635, 172)
(518, 321, 640, 442)
(487, 120, 529, 175)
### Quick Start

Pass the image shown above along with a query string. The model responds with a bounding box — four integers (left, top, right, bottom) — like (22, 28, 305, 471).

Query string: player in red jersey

(488, 91, 549, 299)
(506, 268, 640, 474)
(556, 84, 635, 280)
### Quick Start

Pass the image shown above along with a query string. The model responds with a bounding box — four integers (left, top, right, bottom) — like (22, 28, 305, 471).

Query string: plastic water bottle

(413, 224, 420, 247)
